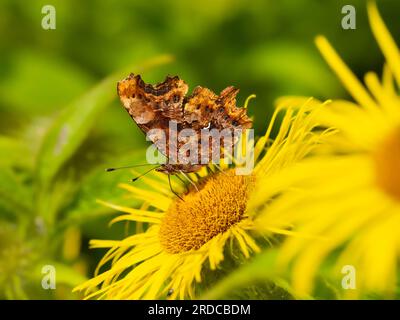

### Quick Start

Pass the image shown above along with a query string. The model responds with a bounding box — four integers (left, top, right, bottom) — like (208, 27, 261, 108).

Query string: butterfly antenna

(168, 174, 184, 201)
(131, 165, 161, 182)
(106, 163, 157, 172)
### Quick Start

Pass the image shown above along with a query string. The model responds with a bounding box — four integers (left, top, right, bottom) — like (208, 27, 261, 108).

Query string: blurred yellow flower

(257, 1, 400, 298)
(73, 99, 329, 299)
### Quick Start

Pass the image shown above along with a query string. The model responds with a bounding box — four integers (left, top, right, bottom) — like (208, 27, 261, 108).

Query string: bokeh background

(0, 0, 399, 299)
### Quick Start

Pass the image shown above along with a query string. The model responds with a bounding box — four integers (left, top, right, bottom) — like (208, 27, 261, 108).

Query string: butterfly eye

(131, 93, 136, 98)
(232, 120, 238, 126)
(218, 107, 224, 113)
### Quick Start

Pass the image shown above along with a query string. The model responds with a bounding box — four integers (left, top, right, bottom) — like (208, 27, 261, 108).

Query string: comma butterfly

(117, 74, 252, 175)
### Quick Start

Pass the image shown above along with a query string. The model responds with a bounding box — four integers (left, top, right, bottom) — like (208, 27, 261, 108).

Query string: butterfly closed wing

(117, 74, 252, 174)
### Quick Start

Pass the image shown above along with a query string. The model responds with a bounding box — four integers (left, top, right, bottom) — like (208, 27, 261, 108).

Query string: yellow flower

(257, 1, 400, 298)
(73, 98, 329, 300)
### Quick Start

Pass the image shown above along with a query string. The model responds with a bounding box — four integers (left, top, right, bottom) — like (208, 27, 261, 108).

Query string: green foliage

(201, 249, 299, 300)
(0, 0, 399, 299)
(0, 53, 172, 298)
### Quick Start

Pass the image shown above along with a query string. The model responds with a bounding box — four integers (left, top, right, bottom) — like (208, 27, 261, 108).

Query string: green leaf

(0, 168, 33, 219)
(201, 249, 309, 300)
(31, 262, 87, 288)
(35, 54, 173, 192)
(52, 263, 88, 287)
(61, 150, 149, 227)
(0, 51, 93, 115)
(0, 135, 31, 169)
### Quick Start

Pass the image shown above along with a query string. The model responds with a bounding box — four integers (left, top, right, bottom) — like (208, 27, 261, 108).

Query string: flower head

(257, 1, 400, 298)
(74, 98, 328, 299)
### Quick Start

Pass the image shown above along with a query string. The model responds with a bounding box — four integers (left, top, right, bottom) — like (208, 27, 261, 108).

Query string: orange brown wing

(117, 74, 188, 158)
(117, 74, 253, 173)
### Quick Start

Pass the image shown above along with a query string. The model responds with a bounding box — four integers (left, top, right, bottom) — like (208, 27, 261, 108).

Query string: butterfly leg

(168, 174, 184, 201)
(180, 171, 199, 192)
(175, 174, 189, 193)
(214, 164, 228, 175)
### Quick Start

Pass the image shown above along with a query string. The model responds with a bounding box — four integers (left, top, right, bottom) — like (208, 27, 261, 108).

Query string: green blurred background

(0, 0, 399, 299)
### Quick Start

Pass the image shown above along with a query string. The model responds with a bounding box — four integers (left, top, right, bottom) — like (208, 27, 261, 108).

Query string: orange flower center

(159, 169, 255, 254)
(374, 127, 400, 201)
